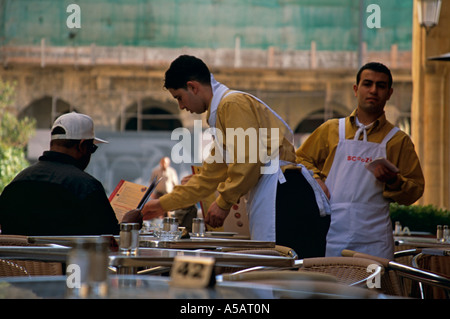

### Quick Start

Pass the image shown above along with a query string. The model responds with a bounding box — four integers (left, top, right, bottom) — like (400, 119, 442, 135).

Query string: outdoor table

(0, 240, 294, 276)
(0, 244, 70, 263)
(420, 247, 450, 256)
(395, 236, 450, 251)
(28, 235, 275, 250)
(139, 236, 275, 250)
(109, 247, 295, 275)
(0, 274, 381, 300)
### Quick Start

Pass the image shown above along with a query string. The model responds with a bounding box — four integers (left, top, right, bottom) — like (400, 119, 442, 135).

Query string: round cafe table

(0, 274, 380, 299)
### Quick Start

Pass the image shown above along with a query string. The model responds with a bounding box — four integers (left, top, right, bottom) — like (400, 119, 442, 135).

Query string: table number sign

(170, 256, 216, 288)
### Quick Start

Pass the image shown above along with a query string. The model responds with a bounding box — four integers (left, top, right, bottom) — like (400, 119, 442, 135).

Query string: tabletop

(28, 235, 276, 250)
(109, 247, 295, 275)
(0, 274, 381, 300)
(395, 236, 450, 249)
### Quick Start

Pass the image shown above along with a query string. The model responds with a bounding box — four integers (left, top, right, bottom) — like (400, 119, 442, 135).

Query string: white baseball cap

(51, 112, 108, 144)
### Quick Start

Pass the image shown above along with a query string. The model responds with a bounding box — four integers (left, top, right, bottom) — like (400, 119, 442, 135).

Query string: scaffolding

(1, 0, 413, 51)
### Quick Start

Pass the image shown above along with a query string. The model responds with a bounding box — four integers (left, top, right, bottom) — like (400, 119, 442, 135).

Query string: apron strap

(380, 127, 399, 146)
(209, 73, 230, 128)
(222, 90, 295, 145)
(338, 118, 346, 141)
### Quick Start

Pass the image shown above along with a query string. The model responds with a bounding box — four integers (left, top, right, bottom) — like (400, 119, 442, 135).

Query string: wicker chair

(341, 249, 406, 296)
(0, 235, 63, 276)
(219, 264, 378, 299)
(0, 235, 30, 246)
(297, 256, 384, 288)
(0, 259, 29, 277)
(342, 249, 450, 298)
(412, 252, 450, 299)
(218, 245, 298, 259)
(221, 269, 338, 282)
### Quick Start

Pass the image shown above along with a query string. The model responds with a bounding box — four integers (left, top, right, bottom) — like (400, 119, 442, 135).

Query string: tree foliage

(0, 79, 36, 193)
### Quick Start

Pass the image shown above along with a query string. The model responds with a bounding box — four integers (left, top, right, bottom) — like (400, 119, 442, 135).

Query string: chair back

(0, 259, 29, 277)
(0, 235, 64, 276)
(298, 256, 384, 288)
(412, 252, 450, 299)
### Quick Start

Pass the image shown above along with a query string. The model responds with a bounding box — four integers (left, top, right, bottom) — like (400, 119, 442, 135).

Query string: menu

(108, 180, 148, 222)
(365, 157, 399, 173)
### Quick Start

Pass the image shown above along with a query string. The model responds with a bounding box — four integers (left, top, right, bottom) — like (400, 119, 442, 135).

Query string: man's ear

(186, 80, 199, 94)
(78, 139, 89, 153)
(353, 84, 358, 97)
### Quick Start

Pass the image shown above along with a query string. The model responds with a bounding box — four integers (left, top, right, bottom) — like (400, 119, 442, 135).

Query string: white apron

(325, 118, 399, 260)
(208, 74, 330, 242)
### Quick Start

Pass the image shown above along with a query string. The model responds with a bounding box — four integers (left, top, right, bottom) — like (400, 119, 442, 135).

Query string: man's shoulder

(15, 160, 103, 193)
(220, 91, 257, 107)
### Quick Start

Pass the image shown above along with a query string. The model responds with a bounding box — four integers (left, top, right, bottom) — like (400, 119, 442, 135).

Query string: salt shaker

(162, 217, 178, 232)
(119, 223, 140, 255)
(130, 223, 140, 255)
(394, 221, 402, 235)
(436, 225, 444, 243)
(192, 218, 205, 237)
(66, 237, 109, 298)
(443, 225, 449, 243)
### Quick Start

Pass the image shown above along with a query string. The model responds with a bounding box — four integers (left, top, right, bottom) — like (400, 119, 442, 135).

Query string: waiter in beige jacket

(139, 55, 331, 258)
(297, 62, 424, 260)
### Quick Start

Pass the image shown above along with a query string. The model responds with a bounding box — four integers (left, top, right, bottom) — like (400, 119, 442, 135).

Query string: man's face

(353, 69, 393, 115)
(168, 82, 206, 114)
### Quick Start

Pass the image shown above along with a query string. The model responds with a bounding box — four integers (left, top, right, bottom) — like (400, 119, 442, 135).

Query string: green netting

(0, 0, 412, 51)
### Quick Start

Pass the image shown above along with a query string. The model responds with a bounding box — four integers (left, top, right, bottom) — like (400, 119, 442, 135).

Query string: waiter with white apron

(141, 55, 331, 258)
(296, 62, 424, 260)
(324, 118, 398, 260)
(209, 75, 331, 257)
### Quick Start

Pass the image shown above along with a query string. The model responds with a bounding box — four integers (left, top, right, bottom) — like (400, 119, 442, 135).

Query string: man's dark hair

(164, 55, 211, 90)
(356, 62, 393, 89)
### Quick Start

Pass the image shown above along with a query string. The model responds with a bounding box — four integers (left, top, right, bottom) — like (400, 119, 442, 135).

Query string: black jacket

(0, 151, 120, 236)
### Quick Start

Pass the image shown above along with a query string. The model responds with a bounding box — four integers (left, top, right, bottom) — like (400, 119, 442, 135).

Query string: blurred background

(0, 0, 449, 210)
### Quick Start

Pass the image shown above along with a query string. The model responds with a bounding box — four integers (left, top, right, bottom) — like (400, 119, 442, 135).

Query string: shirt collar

(349, 109, 387, 131)
(39, 151, 83, 170)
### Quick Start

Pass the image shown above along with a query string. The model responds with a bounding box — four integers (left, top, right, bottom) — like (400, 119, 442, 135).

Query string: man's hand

(181, 174, 193, 185)
(370, 162, 398, 184)
(142, 199, 166, 220)
(205, 202, 230, 228)
(315, 178, 330, 199)
(122, 209, 143, 227)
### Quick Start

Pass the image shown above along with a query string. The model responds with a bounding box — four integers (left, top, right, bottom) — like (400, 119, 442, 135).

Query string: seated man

(0, 112, 133, 236)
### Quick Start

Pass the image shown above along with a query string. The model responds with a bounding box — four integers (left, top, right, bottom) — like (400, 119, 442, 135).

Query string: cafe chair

(0, 235, 64, 276)
(297, 256, 384, 289)
(341, 250, 406, 296)
(219, 268, 379, 299)
(0, 235, 30, 246)
(342, 249, 450, 298)
(0, 259, 29, 277)
(411, 250, 450, 299)
(221, 268, 337, 282)
(5, 259, 63, 276)
(218, 245, 298, 259)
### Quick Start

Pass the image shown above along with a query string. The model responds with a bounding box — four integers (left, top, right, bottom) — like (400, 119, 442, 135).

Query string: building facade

(1, 0, 418, 197)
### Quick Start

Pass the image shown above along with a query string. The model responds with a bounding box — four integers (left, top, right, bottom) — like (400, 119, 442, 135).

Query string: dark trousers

(275, 169, 330, 259)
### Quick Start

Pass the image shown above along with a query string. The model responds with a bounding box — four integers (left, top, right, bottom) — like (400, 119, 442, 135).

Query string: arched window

(19, 96, 76, 129)
(119, 98, 182, 131)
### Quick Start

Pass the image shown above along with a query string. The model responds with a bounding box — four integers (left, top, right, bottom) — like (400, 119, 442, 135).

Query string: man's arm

(296, 121, 334, 180)
(384, 134, 425, 205)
